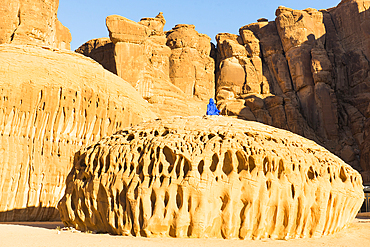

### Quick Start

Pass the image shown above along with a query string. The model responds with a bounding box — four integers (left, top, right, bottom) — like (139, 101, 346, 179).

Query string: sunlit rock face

(0, 0, 71, 49)
(58, 116, 363, 240)
(77, 13, 215, 118)
(0, 44, 156, 221)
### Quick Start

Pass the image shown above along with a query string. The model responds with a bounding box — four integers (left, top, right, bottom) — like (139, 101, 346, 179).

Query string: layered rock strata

(215, 0, 370, 183)
(0, 45, 156, 221)
(0, 0, 71, 49)
(77, 13, 215, 117)
(58, 116, 363, 240)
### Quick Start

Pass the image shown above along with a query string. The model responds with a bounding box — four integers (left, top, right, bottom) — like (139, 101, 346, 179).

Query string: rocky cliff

(77, 13, 214, 117)
(215, 0, 370, 183)
(0, 0, 71, 49)
(0, 45, 156, 221)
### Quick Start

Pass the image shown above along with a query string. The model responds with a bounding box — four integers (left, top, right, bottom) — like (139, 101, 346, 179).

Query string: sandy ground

(1, 214, 370, 247)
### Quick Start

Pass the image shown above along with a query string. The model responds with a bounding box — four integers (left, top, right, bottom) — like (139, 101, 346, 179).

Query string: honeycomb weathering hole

(58, 116, 364, 240)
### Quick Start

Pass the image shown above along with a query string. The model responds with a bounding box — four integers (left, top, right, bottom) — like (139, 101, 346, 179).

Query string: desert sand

(1, 214, 369, 247)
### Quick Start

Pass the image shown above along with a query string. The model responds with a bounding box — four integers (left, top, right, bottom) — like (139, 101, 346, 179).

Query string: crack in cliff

(360, 47, 370, 66)
(25, 87, 44, 210)
(26, 157, 32, 211)
(326, 11, 339, 36)
(10, 9, 21, 42)
(363, 1, 369, 13)
(270, 21, 297, 98)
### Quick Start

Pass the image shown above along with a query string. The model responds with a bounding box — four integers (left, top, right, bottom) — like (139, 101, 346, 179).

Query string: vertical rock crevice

(9, 8, 21, 42)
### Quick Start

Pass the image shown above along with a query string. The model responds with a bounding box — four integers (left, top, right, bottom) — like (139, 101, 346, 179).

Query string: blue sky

(58, 0, 341, 51)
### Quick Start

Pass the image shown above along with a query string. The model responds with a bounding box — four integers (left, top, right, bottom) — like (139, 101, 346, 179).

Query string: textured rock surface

(166, 24, 215, 101)
(0, 44, 156, 221)
(0, 0, 71, 49)
(58, 116, 363, 240)
(215, 0, 370, 183)
(77, 13, 214, 117)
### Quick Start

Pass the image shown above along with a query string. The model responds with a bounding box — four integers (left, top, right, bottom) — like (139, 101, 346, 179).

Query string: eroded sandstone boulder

(58, 116, 363, 240)
(0, 44, 156, 221)
(0, 0, 71, 49)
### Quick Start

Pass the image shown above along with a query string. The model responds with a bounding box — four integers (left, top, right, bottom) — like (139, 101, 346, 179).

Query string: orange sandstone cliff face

(0, 45, 156, 221)
(0, 0, 71, 49)
(215, 0, 370, 183)
(77, 13, 215, 118)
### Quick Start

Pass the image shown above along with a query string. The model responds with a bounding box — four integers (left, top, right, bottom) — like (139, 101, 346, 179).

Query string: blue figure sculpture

(206, 98, 220, 115)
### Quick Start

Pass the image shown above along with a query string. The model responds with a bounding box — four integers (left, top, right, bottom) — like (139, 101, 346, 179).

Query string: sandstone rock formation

(0, 44, 156, 221)
(77, 13, 215, 117)
(0, 0, 71, 49)
(215, 0, 370, 183)
(75, 38, 116, 74)
(166, 24, 215, 101)
(58, 116, 363, 240)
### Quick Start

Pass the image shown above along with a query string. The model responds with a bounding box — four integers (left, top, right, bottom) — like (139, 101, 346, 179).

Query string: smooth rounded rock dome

(0, 44, 156, 221)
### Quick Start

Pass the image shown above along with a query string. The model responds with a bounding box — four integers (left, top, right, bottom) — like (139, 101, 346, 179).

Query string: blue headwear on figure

(206, 98, 220, 115)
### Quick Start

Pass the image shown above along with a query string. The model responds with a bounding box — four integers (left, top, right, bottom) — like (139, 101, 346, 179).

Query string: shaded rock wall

(58, 116, 363, 239)
(75, 38, 117, 74)
(215, 0, 370, 183)
(0, 45, 156, 221)
(77, 13, 215, 117)
(0, 0, 71, 49)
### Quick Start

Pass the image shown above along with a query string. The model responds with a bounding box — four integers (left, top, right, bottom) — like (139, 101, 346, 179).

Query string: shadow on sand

(0, 221, 64, 230)
(0, 206, 60, 222)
